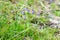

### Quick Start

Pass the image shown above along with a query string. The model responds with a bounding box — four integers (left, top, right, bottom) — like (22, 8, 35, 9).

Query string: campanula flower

(23, 8, 30, 13)
(21, 11, 25, 15)
(23, 8, 28, 10)
(27, 9, 30, 13)
(32, 9, 34, 14)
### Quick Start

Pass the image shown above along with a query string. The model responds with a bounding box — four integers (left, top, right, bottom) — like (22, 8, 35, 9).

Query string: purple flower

(23, 8, 29, 11)
(21, 11, 25, 15)
(50, 0, 53, 2)
(23, 8, 30, 13)
(32, 9, 34, 14)
(27, 9, 30, 13)
(46, 0, 53, 3)
(23, 8, 28, 10)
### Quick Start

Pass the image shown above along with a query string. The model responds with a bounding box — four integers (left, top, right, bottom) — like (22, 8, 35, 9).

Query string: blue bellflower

(31, 9, 34, 14)
(21, 11, 25, 15)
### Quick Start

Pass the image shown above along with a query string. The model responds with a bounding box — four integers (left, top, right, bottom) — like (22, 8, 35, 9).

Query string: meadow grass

(0, 0, 60, 40)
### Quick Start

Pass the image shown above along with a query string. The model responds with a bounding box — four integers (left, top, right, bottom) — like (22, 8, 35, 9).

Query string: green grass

(50, 3, 60, 16)
(0, 1, 60, 40)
